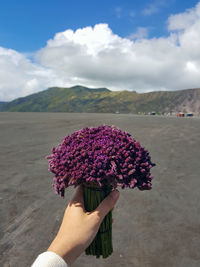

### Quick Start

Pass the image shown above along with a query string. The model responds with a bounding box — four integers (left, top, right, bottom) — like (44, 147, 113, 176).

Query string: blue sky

(0, 0, 199, 52)
(0, 0, 200, 101)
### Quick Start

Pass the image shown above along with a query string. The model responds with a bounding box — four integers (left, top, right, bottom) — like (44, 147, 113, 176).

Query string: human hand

(47, 185, 120, 266)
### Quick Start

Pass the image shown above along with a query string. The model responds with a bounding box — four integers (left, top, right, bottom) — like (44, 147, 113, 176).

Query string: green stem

(83, 183, 113, 258)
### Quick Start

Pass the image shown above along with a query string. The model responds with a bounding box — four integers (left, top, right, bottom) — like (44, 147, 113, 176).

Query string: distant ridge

(0, 101, 8, 106)
(0, 85, 200, 114)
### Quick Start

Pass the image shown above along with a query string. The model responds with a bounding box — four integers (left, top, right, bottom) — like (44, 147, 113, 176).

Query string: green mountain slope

(1, 85, 200, 114)
(0, 101, 8, 108)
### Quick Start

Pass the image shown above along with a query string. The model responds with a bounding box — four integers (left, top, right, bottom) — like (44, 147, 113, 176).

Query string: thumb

(93, 189, 120, 223)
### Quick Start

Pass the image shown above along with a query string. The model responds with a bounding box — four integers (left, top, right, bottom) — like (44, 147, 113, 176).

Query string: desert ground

(0, 112, 200, 267)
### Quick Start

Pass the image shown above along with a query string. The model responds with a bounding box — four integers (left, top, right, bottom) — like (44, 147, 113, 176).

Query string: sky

(0, 0, 200, 101)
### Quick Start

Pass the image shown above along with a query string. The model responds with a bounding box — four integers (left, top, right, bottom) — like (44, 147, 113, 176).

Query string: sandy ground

(0, 112, 200, 267)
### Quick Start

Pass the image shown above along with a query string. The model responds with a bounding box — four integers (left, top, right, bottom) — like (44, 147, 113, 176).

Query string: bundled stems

(83, 183, 113, 258)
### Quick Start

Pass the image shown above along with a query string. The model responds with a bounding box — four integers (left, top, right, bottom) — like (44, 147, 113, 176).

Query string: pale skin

(47, 185, 120, 266)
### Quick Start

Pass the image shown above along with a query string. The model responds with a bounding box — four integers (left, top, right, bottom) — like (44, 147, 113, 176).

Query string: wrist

(47, 237, 79, 266)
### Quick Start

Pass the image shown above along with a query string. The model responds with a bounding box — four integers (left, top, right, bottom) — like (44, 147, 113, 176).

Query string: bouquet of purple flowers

(46, 125, 155, 258)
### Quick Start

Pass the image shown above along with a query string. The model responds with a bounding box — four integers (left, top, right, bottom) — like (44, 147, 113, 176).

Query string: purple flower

(46, 125, 156, 197)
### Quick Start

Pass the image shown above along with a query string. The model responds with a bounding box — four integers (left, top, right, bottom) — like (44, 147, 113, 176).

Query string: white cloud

(168, 4, 200, 30)
(143, 5, 159, 15)
(115, 7, 122, 18)
(128, 27, 149, 40)
(0, 47, 60, 101)
(167, 2, 200, 60)
(1, 2, 200, 101)
(142, 1, 166, 15)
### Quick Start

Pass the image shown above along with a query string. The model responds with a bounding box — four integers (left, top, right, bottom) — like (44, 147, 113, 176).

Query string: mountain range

(0, 85, 200, 114)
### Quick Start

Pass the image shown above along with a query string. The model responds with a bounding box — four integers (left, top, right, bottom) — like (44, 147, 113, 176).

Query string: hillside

(0, 85, 200, 114)
(0, 101, 7, 107)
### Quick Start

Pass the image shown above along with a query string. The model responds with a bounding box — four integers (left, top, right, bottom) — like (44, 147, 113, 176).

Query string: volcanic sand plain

(0, 112, 200, 267)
